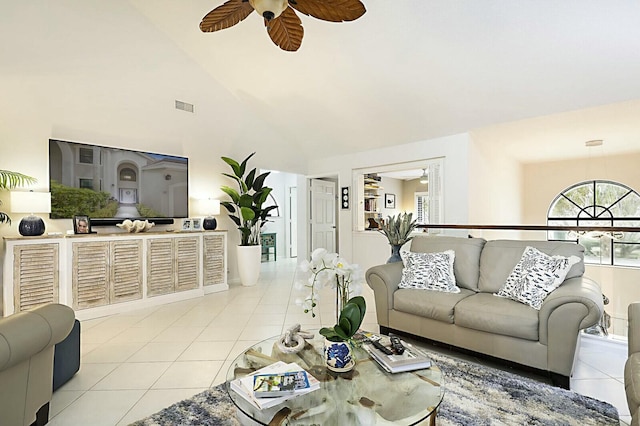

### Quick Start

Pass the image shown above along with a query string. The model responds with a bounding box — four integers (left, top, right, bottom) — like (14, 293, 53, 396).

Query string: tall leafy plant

(0, 170, 37, 225)
(221, 152, 276, 246)
(378, 212, 418, 245)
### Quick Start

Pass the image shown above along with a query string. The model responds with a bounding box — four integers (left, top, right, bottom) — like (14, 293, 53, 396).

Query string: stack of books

(363, 335, 432, 373)
(229, 361, 320, 410)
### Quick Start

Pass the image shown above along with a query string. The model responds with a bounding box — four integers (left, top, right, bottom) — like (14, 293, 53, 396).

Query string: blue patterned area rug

(130, 352, 619, 426)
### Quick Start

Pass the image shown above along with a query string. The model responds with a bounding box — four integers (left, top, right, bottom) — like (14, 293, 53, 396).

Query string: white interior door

(288, 186, 297, 257)
(310, 179, 336, 252)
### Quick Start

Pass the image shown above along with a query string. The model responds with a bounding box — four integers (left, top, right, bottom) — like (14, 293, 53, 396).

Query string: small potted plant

(0, 170, 37, 225)
(378, 212, 418, 263)
(220, 152, 277, 286)
(320, 296, 366, 372)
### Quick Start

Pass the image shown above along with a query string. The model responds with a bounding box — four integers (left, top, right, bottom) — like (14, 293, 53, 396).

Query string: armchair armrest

(365, 262, 404, 327)
(0, 303, 75, 372)
(0, 303, 75, 426)
(629, 302, 640, 356)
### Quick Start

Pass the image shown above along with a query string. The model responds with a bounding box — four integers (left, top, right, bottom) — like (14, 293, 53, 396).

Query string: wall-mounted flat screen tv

(49, 139, 188, 226)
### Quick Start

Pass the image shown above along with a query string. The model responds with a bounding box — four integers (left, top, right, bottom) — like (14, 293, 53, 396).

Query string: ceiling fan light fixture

(249, 0, 288, 21)
(419, 168, 428, 184)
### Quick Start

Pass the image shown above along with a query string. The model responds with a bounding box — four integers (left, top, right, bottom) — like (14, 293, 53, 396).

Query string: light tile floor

(49, 258, 631, 425)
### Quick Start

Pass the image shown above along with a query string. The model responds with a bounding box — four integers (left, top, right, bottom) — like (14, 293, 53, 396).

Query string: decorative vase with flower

(296, 248, 366, 372)
(378, 212, 418, 263)
(320, 296, 366, 372)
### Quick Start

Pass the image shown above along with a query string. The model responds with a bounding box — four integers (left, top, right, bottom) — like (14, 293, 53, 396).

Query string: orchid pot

(320, 296, 366, 372)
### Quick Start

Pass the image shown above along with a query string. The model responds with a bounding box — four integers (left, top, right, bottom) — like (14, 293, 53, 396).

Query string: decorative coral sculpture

(116, 219, 155, 233)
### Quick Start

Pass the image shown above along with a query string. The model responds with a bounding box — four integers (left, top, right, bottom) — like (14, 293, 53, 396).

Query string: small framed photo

(73, 216, 91, 234)
(182, 218, 192, 231)
(385, 193, 396, 209)
(192, 218, 202, 231)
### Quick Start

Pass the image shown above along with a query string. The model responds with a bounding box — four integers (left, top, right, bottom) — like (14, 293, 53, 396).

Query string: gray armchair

(625, 302, 640, 426)
(0, 303, 75, 426)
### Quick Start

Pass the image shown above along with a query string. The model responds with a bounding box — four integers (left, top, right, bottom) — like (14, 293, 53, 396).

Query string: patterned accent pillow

(495, 246, 581, 310)
(398, 250, 460, 293)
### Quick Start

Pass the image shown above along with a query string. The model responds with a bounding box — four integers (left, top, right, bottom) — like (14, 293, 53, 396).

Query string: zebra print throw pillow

(495, 246, 581, 310)
(398, 250, 460, 293)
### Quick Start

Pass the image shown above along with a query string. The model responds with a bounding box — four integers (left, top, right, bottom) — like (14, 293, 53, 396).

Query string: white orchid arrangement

(295, 248, 364, 319)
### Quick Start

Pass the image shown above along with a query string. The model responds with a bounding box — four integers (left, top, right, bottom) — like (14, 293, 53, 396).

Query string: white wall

(467, 129, 525, 240)
(379, 177, 404, 219)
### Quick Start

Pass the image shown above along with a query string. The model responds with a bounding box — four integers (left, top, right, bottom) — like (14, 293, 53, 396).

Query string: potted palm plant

(320, 296, 366, 372)
(378, 212, 418, 263)
(221, 152, 276, 286)
(0, 170, 37, 225)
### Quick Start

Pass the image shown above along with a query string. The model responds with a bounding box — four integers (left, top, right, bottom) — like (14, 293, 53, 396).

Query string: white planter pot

(237, 245, 262, 286)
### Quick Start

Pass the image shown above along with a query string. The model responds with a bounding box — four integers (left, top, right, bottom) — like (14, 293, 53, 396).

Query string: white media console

(2, 230, 227, 320)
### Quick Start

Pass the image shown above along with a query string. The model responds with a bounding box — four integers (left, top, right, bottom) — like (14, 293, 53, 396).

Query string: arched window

(547, 180, 640, 267)
(119, 167, 136, 182)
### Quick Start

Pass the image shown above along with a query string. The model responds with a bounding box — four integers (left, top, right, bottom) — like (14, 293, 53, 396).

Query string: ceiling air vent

(175, 100, 194, 113)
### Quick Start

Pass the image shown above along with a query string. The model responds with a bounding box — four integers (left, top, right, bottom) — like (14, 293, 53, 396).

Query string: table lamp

(199, 198, 220, 230)
(10, 191, 51, 236)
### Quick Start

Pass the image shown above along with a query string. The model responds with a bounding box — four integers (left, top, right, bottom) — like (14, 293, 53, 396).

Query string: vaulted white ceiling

(2, 1, 640, 173)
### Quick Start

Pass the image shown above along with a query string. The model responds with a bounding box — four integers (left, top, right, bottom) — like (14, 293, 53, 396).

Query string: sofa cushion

(496, 246, 581, 310)
(479, 240, 585, 294)
(398, 250, 459, 293)
(394, 288, 475, 324)
(410, 236, 486, 291)
(454, 293, 539, 341)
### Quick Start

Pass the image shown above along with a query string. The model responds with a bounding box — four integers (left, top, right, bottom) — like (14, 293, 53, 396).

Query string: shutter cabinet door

(110, 240, 143, 303)
(203, 234, 225, 286)
(147, 238, 175, 296)
(13, 243, 59, 312)
(73, 241, 110, 309)
(174, 236, 199, 291)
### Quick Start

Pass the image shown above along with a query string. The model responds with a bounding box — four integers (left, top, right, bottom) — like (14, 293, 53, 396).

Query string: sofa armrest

(537, 276, 603, 376)
(365, 262, 404, 327)
(628, 302, 640, 356)
(540, 276, 603, 336)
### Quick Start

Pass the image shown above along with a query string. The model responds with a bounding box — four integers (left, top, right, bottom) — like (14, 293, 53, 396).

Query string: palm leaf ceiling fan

(200, 0, 366, 52)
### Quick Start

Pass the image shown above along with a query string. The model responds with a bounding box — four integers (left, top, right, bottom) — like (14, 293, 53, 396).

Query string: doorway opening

(308, 176, 339, 255)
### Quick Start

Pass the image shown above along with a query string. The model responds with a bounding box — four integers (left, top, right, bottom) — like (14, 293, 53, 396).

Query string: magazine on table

(363, 335, 432, 373)
(229, 361, 319, 410)
(252, 370, 312, 397)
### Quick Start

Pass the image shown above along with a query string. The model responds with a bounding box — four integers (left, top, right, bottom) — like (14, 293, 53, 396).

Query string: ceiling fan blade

(265, 7, 303, 52)
(200, 0, 254, 32)
(288, 0, 365, 22)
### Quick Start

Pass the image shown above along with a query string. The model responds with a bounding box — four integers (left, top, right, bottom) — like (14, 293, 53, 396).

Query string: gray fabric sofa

(0, 303, 75, 426)
(366, 236, 604, 389)
(625, 302, 640, 426)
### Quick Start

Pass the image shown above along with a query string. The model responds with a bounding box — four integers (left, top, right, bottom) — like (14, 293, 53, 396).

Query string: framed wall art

(341, 186, 350, 210)
(384, 193, 396, 209)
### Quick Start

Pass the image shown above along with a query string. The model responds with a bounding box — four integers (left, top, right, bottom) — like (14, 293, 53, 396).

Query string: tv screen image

(49, 139, 188, 226)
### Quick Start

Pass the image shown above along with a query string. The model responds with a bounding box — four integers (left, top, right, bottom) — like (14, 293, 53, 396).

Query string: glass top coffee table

(226, 331, 444, 425)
